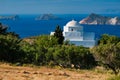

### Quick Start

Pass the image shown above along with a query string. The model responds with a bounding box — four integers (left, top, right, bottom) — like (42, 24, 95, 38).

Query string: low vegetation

(0, 23, 120, 79)
(107, 75, 120, 80)
(91, 34, 120, 75)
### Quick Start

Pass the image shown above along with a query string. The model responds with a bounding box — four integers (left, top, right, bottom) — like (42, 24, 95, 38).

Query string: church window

(71, 28, 73, 31)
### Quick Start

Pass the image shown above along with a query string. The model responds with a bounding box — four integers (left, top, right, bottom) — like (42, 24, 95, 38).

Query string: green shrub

(107, 75, 120, 80)
(91, 34, 120, 75)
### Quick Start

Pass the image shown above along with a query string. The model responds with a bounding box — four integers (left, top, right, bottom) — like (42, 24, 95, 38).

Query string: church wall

(63, 32, 83, 41)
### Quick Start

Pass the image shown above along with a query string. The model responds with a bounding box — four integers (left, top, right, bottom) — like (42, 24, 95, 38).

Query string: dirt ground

(0, 63, 112, 80)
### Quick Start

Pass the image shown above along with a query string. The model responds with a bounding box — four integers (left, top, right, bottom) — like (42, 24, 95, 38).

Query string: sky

(0, 0, 120, 14)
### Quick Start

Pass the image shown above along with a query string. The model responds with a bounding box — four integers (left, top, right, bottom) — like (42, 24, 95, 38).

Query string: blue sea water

(0, 14, 120, 39)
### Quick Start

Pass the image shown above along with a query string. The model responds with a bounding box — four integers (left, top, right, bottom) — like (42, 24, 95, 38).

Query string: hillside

(79, 13, 120, 25)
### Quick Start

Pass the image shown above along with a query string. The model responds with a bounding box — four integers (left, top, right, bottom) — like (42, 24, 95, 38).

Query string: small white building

(63, 20, 96, 47)
(51, 20, 96, 48)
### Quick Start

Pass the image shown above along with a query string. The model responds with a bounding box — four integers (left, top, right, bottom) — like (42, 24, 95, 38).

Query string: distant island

(0, 15, 19, 20)
(35, 14, 62, 20)
(79, 13, 120, 25)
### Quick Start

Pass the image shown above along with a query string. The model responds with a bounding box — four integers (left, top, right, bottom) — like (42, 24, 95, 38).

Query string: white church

(51, 20, 96, 48)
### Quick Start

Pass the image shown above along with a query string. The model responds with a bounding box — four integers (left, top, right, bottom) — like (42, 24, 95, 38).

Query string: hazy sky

(0, 0, 120, 14)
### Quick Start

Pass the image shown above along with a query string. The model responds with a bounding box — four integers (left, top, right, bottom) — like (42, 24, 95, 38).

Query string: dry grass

(0, 63, 113, 80)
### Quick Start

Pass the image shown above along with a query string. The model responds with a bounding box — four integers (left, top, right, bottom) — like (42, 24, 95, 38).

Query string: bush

(20, 40, 36, 63)
(0, 34, 23, 63)
(91, 34, 120, 75)
(107, 75, 120, 80)
(0, 23, 96, 69)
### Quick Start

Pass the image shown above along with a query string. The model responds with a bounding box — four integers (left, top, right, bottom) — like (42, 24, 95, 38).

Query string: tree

(20, 40, 36, 63)
(0, 34, 23, 63)
(0, 22, 23, 63)
(98, 34, 120, 45)
(67, 46, 96, 69)
(34, 35, 58, 65)
(91, 34, 120, 75)
(53, 45, 69, 67)
(54, 25, 64, 44)
(0, 23, 8, 34)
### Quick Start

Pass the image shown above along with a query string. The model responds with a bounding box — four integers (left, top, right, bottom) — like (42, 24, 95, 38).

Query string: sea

(0, 14, 120, 39)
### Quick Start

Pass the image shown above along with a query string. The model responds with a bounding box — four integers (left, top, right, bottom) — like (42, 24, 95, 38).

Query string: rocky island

(0, 15, 19, 20)
(79, 13, 120, 25)
(35, 14, 61, 20)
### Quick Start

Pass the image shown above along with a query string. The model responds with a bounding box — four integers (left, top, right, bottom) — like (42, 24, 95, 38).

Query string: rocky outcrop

(0, 15, 19, 20)
(79, 13, 120, 25)
(35, 14, 61, 20)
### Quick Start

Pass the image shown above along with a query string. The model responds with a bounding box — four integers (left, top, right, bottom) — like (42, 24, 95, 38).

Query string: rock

(15, 62, 22, 66)
(22, 71, 30, 74)
(59, 71, 69, 77)
(71, 64, 74, 68)
(5, 70, 10, 73)
(44, 72, 52, 75)
(33, 72, 38, 74)
(79, 13, 120, 25)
